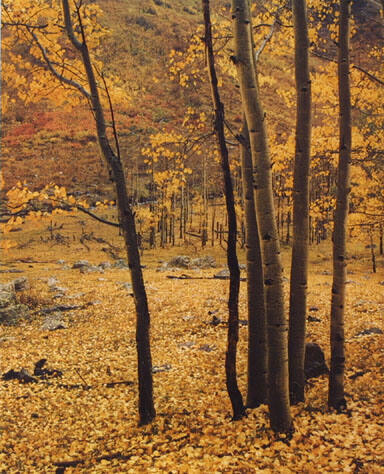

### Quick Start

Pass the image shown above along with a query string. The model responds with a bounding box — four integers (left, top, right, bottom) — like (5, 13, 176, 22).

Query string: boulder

(190, 256, 217, 268)
(214, 269, 230, 279)
(0, 282, 29, 325)
(304, 342, 329, 380)
(167, 256, 191, 268)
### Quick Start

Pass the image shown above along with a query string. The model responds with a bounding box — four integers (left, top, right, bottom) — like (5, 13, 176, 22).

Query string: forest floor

(0, 211, 383, 473)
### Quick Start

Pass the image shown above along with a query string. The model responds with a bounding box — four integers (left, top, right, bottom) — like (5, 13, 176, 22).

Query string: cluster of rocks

(71, 259, 121, 273)
(0, 277, 30, 325)
(158, 255, 218, 271)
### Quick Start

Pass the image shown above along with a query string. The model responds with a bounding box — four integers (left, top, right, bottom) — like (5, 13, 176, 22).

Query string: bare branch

(254, 18, 278, 63)
(2, 21, 48, 29)
(97, 68, 121, 160)
(66, 204, 120, 227)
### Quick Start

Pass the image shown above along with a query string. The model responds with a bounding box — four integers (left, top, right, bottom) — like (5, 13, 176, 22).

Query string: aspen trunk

(232, 0, 292, 432)
(288, 0, 312, 405)
(202, 0, 245, 420)
(328, 0, 352, 411)
(62, 0, 155, 425)
(240, 118, 267, 407)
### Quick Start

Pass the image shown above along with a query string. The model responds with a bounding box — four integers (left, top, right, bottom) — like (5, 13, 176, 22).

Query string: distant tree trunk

(202, 0, 245, 420)
(288, 0, 312, 405)
(62, 0, 155, 425)
(328, 0, 352, 412)
(232, 0, 292, 433)
(239, 118, 267, 407)
(202, 154, 208, 247)
(369, 228, 377, 273)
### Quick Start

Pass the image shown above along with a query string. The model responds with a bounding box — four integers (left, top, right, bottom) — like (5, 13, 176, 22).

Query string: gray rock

(13, 277, 29, 292)
(113, 259, 129, 269)
(356, 327, 383, 337)
(190, 256, 217, 268)
(57, 259, 66, 265)
(41, 313, 67, 331)
(99, 261, 112, 270)
(167, 256, 191, 268)
(214, 269, 230, 279)
(80, 265, 102, 274)
(199, 344, 216, 352)
(118, 282, 132, 290)
(152, 364, 172, 373)
(0, 304, 29, 325)
(182, 315, 194, 321)
(0, 286, 16, 309)
(72, 260, 90, 269)
(178, 341, 196, 349)
(0, 282, 29, 325)
(47, 277, 59, 287)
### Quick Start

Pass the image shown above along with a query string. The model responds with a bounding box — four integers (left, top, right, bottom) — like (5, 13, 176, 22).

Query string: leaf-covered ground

(0, 214, 383, 472)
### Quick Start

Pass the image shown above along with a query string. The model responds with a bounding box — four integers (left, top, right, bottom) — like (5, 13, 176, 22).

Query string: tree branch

(2, 21, 48, 29)
(311, 50, 384, 87)
(62, 0, 83, 50)
(28, 29, 91, 99)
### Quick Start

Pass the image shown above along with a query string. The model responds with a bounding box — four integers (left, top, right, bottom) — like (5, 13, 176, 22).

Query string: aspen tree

(288, 0, 312, 405)
(239, 118, 267, 407)
(231, 0, 292, 432)
(61, 0, 155, 425)
(328, 0, 352, 411)
(202, 0, 245, 420)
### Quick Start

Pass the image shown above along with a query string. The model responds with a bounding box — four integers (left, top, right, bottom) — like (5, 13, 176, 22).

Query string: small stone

(47, 277, 59, 287)
(308, 315, 322, 323)
(13, 277, 29, 292)
(182, 315, 194, 321)
(178, 341, 196, 349)
(41, 313, 67, 331)
(57, 259, 65, 265)
(113, 259, 129, 269)
(356, 327, 383, 337)
(72, 260, 90, 269)
(199, 344, 216, 352)
(152, 364, 172, 373)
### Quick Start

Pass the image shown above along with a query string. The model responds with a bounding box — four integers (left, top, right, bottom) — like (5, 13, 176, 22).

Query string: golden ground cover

(0, 213, 383, 472)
